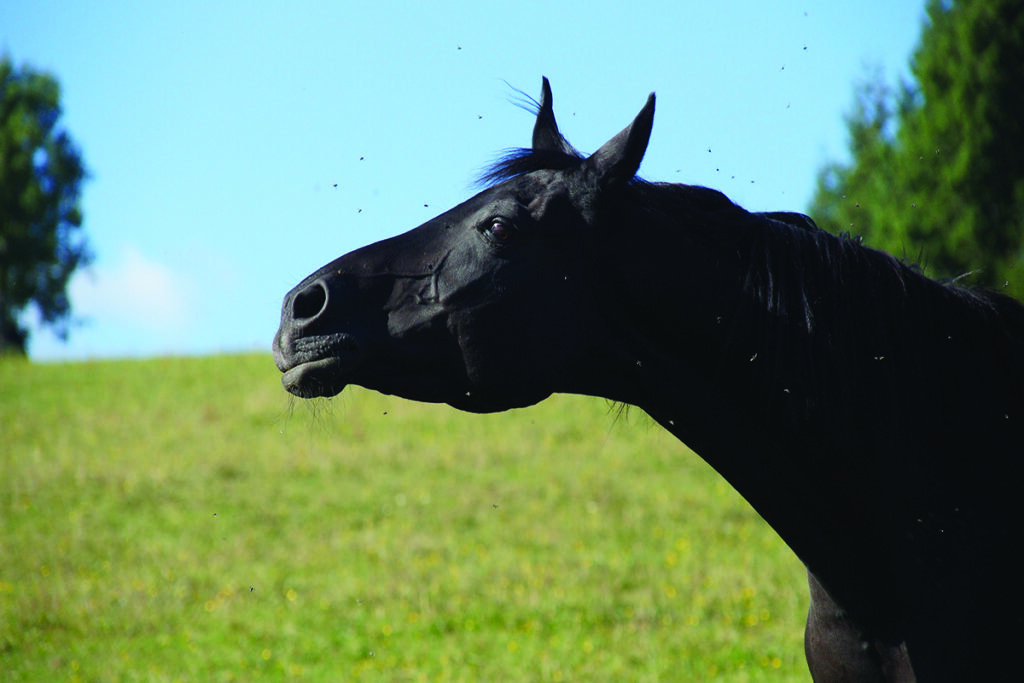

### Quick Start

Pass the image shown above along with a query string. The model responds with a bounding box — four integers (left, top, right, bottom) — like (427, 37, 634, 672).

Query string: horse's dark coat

(273, 79, 1023, 681)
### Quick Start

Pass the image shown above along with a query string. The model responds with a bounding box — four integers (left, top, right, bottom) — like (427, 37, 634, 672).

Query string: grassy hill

(1, 353, 809, 681)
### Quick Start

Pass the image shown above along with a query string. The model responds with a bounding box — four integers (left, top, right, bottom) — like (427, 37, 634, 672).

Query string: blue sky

(4, 1, 926, 361)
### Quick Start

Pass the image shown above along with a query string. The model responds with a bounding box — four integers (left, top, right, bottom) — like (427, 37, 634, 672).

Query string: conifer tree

(811, 0, 1024, 296)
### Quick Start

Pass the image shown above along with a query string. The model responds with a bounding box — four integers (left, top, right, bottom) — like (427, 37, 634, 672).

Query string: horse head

(273, 78, 714, 413)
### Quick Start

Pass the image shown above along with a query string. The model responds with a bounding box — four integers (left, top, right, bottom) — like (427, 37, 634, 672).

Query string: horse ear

(583, 93, 656, 189)
(532, 77, 575, 155)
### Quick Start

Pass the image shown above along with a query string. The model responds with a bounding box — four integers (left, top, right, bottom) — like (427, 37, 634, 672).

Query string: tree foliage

(810, 0, 1024, 297)
(0, 55, 90, 354)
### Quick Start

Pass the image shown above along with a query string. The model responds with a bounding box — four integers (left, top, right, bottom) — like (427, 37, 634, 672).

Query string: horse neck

(581, 212, 919, 586)
(580, 202, 773, 447)
(593, 210, 1024, 615)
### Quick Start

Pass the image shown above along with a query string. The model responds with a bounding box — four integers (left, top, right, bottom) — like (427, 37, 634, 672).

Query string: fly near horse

(274, 78, 1023, 681)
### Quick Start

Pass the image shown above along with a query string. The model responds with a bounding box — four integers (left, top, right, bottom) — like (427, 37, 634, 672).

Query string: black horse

(274, 79, 1023, 681)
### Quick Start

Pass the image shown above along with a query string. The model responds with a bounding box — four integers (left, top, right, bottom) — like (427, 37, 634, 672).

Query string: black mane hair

(734, 208, 1024, 456)
(478, 147, 584, 187)
(481, 146, 1024, 451)
(481, 147, 749, 230)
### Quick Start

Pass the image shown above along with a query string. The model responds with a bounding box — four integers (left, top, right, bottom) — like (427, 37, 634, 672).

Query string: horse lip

(281, 357, 347, 398)
(274, 332, 361, 397)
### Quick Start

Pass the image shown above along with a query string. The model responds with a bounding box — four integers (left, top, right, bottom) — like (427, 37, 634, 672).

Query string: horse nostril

(292, 280, 328, 322)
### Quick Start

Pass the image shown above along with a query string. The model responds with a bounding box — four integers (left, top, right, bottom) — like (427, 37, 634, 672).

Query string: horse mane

(733, 211, 1024, 453)
(483, 148, 1024, 452)
(481, 148, 749, 232)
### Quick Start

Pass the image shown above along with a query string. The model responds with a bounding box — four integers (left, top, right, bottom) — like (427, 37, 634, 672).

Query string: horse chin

(280, 357, 347, 398)
(446, 387, 553, 414)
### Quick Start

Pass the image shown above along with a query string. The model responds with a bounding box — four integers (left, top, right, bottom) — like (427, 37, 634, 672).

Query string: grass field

(1, 353, 810, 681)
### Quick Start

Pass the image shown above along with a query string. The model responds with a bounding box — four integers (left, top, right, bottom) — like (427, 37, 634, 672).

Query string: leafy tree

(0, 55, 90, 354)
(811, 0, 1024, 296)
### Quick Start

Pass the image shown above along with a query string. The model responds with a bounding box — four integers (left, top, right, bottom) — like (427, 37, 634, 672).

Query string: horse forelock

(477, 147, 585, 188)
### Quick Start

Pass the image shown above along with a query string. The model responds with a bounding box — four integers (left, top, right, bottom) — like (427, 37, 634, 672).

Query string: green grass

(1, 353, 810, 681)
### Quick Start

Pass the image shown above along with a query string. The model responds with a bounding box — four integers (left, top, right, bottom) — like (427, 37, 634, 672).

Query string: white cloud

(70, 245, 193, 332)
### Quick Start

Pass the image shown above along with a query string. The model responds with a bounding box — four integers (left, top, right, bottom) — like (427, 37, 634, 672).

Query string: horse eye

(486, 220, 512, 242)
